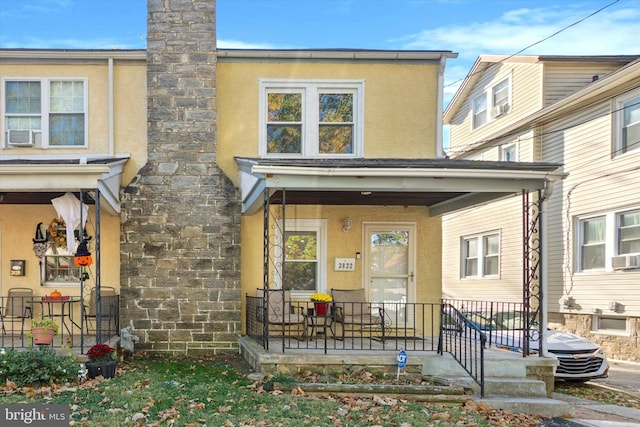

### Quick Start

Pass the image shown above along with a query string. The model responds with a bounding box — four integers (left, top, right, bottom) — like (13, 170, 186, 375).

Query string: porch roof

(236, 157, 565, 215)
(0, 157, 129, 215)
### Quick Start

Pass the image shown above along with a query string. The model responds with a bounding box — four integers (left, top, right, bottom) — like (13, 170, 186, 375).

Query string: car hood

(546, 329, 600, 352)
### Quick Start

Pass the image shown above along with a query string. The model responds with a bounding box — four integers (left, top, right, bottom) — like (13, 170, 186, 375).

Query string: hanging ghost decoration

(74, 237, 93, 267)
(32, 222, 47, 258)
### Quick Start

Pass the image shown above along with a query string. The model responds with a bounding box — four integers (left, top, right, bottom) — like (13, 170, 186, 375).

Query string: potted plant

(30, 318, 58, 345)
(85, 343, 117, 379)
(309, 293, 332, 316)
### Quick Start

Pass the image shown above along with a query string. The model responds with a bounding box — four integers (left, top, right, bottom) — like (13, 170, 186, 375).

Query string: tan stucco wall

(0, 204, 121, 298)
(240, 205, 442, 332)
(0, 60, 147, 185)
(216, 60, 440, 185)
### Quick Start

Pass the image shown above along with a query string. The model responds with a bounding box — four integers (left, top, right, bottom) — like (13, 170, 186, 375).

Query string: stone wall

(550, 312, 640, 362)
(120, 0, 241, 355)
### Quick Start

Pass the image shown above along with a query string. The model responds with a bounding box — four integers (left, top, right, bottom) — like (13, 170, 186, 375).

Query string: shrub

(0, 347, 81, 386)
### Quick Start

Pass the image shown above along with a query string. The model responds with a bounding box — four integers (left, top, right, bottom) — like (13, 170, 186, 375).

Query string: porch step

(422, 352, 528, 378)
(444, 376, 548, 398)
(477, 397, 574, 418)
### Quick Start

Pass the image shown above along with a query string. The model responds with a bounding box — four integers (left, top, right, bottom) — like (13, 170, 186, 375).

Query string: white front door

(364, 222, 416, 326)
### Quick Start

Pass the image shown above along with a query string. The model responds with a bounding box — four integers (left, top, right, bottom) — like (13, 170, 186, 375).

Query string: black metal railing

(245, 294, 443, 353)
(0, 294, 120, 353)
(438, 302, 486, 397)
(443, 299, 538, 356)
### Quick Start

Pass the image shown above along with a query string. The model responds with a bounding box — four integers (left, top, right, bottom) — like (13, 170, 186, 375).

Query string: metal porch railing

(0, 294, 120, 353)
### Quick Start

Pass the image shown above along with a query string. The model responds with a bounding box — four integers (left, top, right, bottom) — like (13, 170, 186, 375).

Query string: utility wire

(445, 0, 623, 89)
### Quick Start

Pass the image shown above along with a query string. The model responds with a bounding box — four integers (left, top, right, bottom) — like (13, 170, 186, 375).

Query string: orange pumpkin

(74, 255, 93, 267)
(50, 290, 62, 297)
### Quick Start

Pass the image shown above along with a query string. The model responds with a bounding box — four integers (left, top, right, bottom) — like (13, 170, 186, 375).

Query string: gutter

(250, 164, 565, 181)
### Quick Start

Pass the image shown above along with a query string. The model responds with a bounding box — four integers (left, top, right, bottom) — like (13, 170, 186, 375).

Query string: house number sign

(334, 258, 355, 271)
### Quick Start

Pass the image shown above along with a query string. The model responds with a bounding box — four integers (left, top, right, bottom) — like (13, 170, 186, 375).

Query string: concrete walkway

(553, 392, 640, 427)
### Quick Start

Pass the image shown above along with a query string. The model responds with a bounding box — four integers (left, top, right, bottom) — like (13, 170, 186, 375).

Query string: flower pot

(314, 302, 328, 316)
(31, 327, 56, 345)
(85, 360, 117, 379)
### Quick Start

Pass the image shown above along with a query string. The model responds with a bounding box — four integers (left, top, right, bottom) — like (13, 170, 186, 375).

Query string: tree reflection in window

(283, 231, 317, 291)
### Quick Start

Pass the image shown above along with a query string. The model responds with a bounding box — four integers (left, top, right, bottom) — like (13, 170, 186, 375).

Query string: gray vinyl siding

(448, 62, 544, 156)
(543, 99, 640, 316)
(442, 196, 523, 302)
(543, 63, 626, 107)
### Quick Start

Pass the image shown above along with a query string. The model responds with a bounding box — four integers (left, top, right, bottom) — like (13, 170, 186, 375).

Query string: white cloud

(217, 39, 280, 50)
(397, 2, 640, 62)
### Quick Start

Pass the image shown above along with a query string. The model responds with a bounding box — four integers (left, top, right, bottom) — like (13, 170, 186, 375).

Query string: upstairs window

(3, 78, 87, 148)
(472, 77, 511, 130)
(472, 94, 488, 129)
(260, 80, 363, 157)
(501, 143, 518, 161)
(614, 90, 640, 156)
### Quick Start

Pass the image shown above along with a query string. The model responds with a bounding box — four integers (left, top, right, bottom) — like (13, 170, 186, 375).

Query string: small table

(42, 296, 82, 338)
(307, 308, 334, 340)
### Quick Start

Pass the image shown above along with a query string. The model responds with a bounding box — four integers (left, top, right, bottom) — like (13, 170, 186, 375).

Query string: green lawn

(0, 353, 547, 426)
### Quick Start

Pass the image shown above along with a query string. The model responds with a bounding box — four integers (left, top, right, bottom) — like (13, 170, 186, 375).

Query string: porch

(0, 292, 120, 354)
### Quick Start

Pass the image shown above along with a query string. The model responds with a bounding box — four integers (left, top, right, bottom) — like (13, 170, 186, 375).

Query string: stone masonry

(120, 0, 241, 354)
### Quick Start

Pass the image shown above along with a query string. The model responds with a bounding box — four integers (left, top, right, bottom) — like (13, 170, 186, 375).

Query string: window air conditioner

(7, 129, 35, 146)
(490, 103, 510, 118)
(612, 254, 640, 270)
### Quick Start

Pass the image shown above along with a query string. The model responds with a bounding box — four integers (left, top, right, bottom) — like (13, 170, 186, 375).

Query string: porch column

(522, 189, 544, 356)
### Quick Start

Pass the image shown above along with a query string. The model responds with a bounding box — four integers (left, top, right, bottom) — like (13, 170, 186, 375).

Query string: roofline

(452, 58, 640, 155)
(0, 48, 146, 60)
(444, 54, 640, 122)
(217, 48, 457, 61)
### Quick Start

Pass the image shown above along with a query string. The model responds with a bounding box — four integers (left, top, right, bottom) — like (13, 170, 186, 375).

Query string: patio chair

(256, 289, 306, 340)
(84, 286, 118, 334)
(1, 288, 34, 336)
(331, 288, 385, 341)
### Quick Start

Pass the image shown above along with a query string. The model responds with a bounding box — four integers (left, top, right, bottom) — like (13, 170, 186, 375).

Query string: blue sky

(1, 0, 639, 99)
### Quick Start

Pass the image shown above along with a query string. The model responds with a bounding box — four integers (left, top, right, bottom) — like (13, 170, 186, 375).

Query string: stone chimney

(120, 0, 241, 355)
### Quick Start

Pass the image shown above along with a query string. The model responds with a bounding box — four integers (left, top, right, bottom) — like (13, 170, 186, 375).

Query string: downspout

(108, 57, 115, 157)
(436, 56, 446, 158)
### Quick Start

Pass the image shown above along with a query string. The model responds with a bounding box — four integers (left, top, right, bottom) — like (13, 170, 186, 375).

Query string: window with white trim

(592, 316, 628, 335)
(500, 143, 518, 161)
(462, 232, 500, 278)
(275, 219, 327, 297)
(579, 216, 606, 271)
(614, 89, 640, 156)
(472, 77, 511, 130)
(3, 78, 87, 148)
(576, 208, 640, 271)
(43, 246, 82, 284)
(259, 79, 363, 157)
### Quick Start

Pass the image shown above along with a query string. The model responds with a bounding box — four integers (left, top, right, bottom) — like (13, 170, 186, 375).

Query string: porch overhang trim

(0, 158, 127, 214)
(238, 159, 564, 215)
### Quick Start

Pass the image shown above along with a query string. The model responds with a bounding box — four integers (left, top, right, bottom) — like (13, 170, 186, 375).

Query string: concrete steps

(422, 350, 574, 418)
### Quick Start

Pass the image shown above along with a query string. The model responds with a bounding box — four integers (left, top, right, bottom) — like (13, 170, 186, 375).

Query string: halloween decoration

(51, 192, 88, 253)
(47, 218, 67, 248)
(32, 222, 47, 258)
(74, 237, 93, 267)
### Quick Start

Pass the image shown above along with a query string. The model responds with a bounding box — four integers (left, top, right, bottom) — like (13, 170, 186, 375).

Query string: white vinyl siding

(543, 63, 625, 107)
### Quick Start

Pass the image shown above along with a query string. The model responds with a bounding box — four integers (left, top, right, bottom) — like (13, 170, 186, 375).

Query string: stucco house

(0, 49, 146, 347)
(1, 1, 566, 369)
(443, 54, 640, 361)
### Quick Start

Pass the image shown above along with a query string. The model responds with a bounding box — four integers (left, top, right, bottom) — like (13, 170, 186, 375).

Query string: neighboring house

(443, 55, 640, 360)
(0, 49, 147, 321)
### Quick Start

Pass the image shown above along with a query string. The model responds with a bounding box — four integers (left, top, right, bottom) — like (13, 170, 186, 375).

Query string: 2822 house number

(334, 258, 355, 271)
